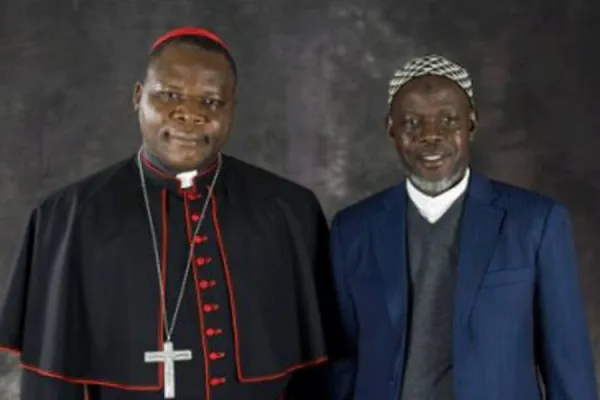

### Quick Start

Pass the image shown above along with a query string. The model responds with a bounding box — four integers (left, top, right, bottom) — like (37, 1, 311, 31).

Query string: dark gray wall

(1, 0, 599, 397)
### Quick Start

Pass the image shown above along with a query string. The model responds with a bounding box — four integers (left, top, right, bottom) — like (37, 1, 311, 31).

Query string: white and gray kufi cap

(388, 54, 474, 105)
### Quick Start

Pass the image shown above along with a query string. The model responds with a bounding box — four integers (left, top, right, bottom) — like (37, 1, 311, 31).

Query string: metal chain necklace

(135, 148, 222, 399)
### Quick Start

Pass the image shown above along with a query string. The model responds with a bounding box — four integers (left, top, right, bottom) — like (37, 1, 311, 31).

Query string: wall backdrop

(1, 0, 599, 397)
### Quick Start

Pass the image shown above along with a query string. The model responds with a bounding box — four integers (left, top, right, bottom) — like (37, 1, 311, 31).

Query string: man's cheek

(141, 103, 164, 123)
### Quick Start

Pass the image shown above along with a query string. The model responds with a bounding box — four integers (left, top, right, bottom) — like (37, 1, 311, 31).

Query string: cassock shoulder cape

(0, 154, 342, 390)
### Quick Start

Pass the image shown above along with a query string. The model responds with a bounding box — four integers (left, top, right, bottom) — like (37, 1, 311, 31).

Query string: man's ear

(133, 82, 143, 110)
(468, 109, 478, 141)
(386, 115, 394, 138)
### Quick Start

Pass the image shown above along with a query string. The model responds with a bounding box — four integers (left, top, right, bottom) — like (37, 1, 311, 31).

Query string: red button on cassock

(187, 191, 201, 201)
(210, 377, 226, 386)
(206, 328, 223, 336)
(199, 280, 217, 290)
(198, 256, 212, 266)
(203, 304, 219, 312)
(193, 235, 207, 244)
(209, 352, 225, 360)
(191, 213, 200, 222)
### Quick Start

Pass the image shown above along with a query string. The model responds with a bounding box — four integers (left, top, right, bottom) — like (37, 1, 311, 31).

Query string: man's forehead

(144, 62, 234, 98)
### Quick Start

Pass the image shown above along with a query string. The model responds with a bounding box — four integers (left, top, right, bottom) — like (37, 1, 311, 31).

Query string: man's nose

(172, 101, 208, 124)
(418, 119, 443, 142)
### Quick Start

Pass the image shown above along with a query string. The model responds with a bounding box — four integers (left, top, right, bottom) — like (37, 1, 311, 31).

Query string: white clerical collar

(406, 168, 470, 224)
(176, 170, 198, 189)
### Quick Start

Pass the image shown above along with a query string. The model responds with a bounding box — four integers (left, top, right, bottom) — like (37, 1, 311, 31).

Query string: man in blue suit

(328, 55, 598, 399)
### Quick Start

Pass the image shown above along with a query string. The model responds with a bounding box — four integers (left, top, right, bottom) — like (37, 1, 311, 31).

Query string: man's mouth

(421, 153, 444, 162)
(416, 151, 449, 168)
(163, 130, 210, 146)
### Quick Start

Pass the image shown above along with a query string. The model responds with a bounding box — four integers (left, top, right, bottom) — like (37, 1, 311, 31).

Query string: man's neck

(406, 168, 470, 223)
(142, 147, 217, 175)
(143, 148, 176, 174)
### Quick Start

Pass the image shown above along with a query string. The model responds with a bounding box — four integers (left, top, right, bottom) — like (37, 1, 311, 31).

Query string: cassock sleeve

(20, 370, 87, 400)
(285, 192, 348, 400)
(0, 207, 87, 399)
(323, 212, 359, 400)
(0, 208, 37, 352)
(284, 367, 327, 400)
(310, 194, 349, 362)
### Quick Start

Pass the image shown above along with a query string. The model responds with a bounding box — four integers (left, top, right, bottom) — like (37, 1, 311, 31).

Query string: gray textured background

(1, 0, 599, 397)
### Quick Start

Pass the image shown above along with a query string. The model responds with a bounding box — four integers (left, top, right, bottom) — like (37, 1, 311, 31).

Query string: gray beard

(409, 168, 466, 196)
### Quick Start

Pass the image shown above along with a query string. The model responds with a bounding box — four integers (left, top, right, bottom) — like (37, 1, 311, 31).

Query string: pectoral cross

(144, 341, 192, 399)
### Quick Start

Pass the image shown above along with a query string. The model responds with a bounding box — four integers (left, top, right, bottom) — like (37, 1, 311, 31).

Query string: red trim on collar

(139, 153, 219, 181)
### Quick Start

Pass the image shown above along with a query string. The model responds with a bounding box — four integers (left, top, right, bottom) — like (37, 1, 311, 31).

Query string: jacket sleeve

(534, 204, 598, 399)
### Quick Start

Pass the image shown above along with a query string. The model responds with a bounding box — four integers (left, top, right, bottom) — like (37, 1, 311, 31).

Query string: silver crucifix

(144, 341, 192, 399)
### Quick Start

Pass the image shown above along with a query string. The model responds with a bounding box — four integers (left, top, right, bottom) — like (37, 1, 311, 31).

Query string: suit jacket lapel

(370, 184, 408, 328)
(453, 172, 505, 332)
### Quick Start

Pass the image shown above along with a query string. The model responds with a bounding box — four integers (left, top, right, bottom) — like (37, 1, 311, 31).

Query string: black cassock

(0, 153, 341, 400)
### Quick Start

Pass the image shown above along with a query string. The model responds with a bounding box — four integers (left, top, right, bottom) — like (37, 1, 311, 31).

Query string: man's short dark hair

(148, 35, 238, 78)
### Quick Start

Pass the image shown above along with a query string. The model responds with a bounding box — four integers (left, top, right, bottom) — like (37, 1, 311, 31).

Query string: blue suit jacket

(328, 172, 598, 399)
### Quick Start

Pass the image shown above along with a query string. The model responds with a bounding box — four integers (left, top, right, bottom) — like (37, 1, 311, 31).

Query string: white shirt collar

(406, 168, 470, 224)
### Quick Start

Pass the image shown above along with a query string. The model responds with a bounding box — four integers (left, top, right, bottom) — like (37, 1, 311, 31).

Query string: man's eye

(403, 118, 419, 129)
(441, 115, 459, 126)
(158, 91, 181, 101)
(202, 98, 225, 110)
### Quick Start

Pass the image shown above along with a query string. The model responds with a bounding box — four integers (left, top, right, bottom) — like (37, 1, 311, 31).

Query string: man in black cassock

(0, 27, 339, 400)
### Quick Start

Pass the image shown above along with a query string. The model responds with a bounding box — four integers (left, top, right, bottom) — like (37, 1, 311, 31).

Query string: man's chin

(416, 169, 447, 182)
(409, 169, 466, 196)
(163, 152, 209, 171)
(412, 170, 450, 186)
